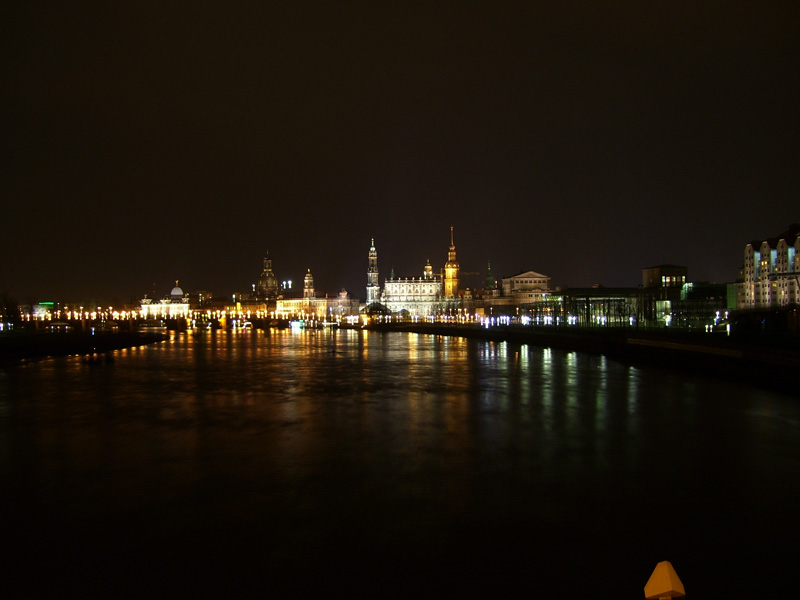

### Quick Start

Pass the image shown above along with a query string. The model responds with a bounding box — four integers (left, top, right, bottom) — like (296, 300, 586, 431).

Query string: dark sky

(3, 3, 799, 304)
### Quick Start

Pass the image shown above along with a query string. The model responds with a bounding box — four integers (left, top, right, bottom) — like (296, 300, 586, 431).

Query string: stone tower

(303, 269, 315, 299)
(256, 253, 279, 299)
(367, 238, 380, 304)
(443, 226, 460, 299)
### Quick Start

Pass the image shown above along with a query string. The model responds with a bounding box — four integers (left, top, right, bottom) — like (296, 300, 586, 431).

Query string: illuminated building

(382, 260, 443, 316)
(140, 281, 191, 319)
(518, 286, 655, 327)
(473, 270, 552, 315)
(443, 226, 459, 298)
(736, 223, 800, 309)
(642, 264, 687, 291)
(303, 269, 314, 299)
(501, 270, 552, 304)
(366, 239, 380, 305)
(275, 269, 360, 320)
(368, 229, 463, 317)
(640, 264, 688, 319)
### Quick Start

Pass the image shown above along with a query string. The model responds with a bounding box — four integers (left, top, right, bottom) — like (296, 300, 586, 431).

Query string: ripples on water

(2, 329, 798, 598)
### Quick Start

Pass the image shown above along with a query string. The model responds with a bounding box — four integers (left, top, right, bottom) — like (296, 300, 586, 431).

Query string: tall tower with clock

(443, 227, 460, 299)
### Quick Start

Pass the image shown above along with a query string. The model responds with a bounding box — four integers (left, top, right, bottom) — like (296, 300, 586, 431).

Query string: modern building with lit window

(736, 223, 800, 309)
(535, 286, 658, 327)
(642, 264, 687, 291)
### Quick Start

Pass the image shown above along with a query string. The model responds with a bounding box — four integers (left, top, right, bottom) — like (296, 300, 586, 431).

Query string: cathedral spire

(367, 238, 380, 304)
(485, 261, 495, 290)
(448, 226, 457, 262)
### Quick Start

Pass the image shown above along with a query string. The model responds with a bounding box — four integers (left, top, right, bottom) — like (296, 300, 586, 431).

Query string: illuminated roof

(507, 270, 550, 279)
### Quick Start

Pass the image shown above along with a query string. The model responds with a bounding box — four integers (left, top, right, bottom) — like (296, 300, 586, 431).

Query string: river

(2, 328, 798, 598)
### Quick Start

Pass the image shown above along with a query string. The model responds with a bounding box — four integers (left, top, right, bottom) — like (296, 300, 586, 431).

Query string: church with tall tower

(367, 228, 463, 316)
(366, 238, 380, 305)
(255, 253, 279, 300)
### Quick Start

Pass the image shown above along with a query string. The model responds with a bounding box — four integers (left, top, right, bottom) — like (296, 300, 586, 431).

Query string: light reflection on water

(2, 328, 799, 598)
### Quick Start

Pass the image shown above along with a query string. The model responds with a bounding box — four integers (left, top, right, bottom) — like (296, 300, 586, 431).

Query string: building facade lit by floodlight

(275, 269, 360, 320)
(367, 228, 462, 317)
(736, 223, 800, 309)
(140, 281, 191, 318)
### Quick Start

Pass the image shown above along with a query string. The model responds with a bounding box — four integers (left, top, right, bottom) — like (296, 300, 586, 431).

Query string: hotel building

(736, 223, 800, 309)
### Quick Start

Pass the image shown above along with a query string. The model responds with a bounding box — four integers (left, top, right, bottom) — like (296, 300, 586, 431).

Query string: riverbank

(0, 330, 167, 362)
(368, 322, 800, 394)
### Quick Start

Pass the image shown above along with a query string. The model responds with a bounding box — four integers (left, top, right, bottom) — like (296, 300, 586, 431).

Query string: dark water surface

(2, 329, 799, 598)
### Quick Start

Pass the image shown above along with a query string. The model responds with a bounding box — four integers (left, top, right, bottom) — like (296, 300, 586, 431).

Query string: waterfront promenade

(368, 322, 800, 394)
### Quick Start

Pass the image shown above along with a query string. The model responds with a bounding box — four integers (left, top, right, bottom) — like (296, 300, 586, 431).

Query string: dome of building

(170, 280, 184, 297)
(256, 254, 279, 298)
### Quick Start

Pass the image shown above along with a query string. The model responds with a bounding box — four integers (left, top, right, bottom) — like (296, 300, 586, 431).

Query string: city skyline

(4, 4, 798, 302)
(7, 220, 797, 307)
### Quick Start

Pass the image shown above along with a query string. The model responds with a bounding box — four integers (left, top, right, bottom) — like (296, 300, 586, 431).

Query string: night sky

(4, 3, 799, 304)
